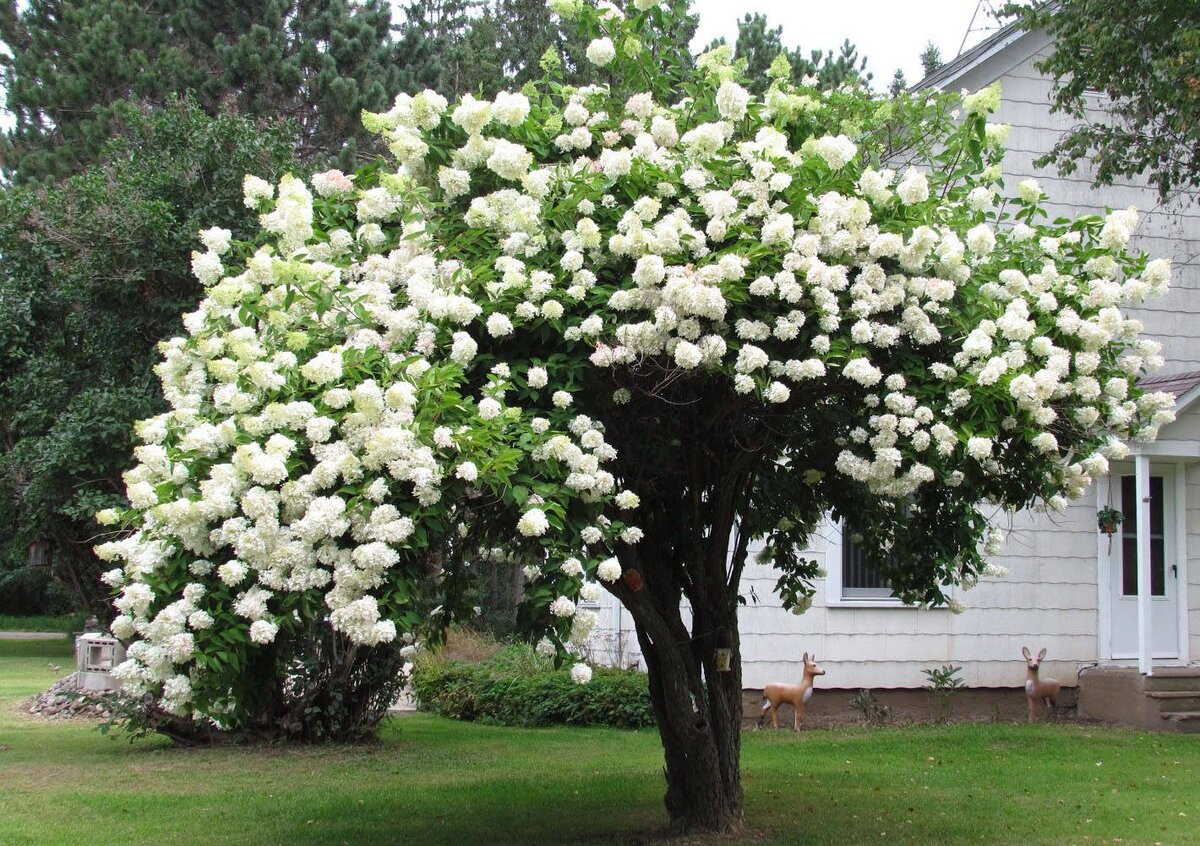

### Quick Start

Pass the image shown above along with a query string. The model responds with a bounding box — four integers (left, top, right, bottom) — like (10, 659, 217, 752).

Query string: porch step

(1161, 711, 1200, 733)
(1147, 691, 1200, 713)
(1145, 673, 1200, 693)
(1078, 668, 1200, 732)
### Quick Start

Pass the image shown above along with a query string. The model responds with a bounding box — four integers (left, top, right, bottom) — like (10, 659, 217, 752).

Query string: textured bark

(596, 369, 767, 832)
(658, 630, 745, 832)
(609, 522, 751, 834)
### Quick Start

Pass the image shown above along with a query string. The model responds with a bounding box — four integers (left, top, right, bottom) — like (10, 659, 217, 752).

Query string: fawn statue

(1022, 646, 1061, 723)
(760, 652, 825, 730)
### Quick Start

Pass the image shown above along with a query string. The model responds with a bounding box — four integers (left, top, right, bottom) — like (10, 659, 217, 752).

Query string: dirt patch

(741, 686, 1079, 729)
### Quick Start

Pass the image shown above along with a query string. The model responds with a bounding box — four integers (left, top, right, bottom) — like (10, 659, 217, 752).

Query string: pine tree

(706, 13, 870, 96)
(395, 0, 500, 96)
(0, 0, 403, 181)
(889, 68, 909, 97)
(394, 0, 696, 98)
(720, 13, 788, 94)
(920, 41, 943, 77)
(804, 39, 872, 90)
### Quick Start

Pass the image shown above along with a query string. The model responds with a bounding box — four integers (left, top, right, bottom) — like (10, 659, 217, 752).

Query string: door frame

(1096, 461, 1190, 664)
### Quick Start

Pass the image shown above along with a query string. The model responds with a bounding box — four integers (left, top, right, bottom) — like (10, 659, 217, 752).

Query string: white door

(1109, 471, 1181, 659)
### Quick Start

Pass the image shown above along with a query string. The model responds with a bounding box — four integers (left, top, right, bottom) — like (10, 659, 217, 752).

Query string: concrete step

(1146, 691, 1200, 713)
(1161, 711, 1200, 733)
(1145, 673, 1200, 692)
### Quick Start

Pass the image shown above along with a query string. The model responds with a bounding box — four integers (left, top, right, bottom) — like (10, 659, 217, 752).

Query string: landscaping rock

(28, 673, 124, 720)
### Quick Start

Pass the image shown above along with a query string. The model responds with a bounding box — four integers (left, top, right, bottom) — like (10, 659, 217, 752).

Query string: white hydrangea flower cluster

(103, 174, 634, 714)
(101, 0, 1172, 719)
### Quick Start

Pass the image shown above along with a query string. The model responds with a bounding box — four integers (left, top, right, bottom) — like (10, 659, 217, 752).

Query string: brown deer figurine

(1022, 646, 1061, 723)
(760, 652, 825, 730)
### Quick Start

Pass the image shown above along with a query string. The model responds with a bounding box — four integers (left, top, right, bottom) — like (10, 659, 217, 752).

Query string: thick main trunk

(622, 585, 746, 834)
(655, 644, 745, 832)
(595, 373, 763, 832)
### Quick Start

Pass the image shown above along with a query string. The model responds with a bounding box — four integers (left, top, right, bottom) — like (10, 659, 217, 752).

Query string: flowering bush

(98, 0, 1172, 828)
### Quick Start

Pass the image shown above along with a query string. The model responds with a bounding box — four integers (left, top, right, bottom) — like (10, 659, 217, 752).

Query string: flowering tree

(99, 0, 1175, 833)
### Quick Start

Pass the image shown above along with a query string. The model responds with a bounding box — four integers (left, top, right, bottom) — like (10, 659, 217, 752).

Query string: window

(841, 527, 895, 599)
(825, 517, 902, 606)
(1120, 475, 1166, 597)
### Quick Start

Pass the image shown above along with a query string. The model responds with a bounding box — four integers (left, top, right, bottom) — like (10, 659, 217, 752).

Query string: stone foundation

(1077, 667, 1200, 732)
(740, 685, 1078, 728)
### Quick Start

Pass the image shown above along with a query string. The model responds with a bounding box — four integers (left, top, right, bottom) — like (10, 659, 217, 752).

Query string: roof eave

(910, 19, 1036, 92)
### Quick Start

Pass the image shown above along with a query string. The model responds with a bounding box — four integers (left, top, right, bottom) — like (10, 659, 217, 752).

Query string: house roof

(1140, 371, 1200, 399)
(1140, 371, 1200, 418)
(912, 18, 1033, 91)
(1128, 372, 1200, 458)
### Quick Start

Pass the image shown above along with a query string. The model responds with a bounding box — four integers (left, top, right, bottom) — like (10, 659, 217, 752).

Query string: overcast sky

(689, 0, 1008, 89)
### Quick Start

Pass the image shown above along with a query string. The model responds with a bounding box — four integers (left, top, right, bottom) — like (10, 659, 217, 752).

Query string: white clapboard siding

(729, 491, 1101, 690)
(957, 43, 1200, 376)
(587, 26, 1199, 690)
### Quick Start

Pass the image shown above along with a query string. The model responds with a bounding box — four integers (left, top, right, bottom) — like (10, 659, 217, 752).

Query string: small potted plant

(1097, 506, 1124, 536)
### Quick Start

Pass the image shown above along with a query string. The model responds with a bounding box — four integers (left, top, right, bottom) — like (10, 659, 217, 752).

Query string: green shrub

(411, 645, 654, 730)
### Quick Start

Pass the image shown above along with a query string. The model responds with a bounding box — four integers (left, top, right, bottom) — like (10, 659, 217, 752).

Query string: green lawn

(1, 640, 1197, 846)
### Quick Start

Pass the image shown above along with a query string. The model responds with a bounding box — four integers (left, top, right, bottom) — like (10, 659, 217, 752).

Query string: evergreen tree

(889, 68, 909, 97)
(0, 99, 296, 613)
(920, 41, 943, 77)
(395, 0, 696, 98)
(706, 13, 870, 96)
(717, 12, 788, 93)
(494, 0, 585, 88)
(0, 0, 402, 181)
(806, 39, 872, 89)
(394, 0, 502, 96)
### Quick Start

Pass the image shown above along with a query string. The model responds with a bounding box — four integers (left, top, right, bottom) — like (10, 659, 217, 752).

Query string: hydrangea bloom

(586, 37, 616, 66)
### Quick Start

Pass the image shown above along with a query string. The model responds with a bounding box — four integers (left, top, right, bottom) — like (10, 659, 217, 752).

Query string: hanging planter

(1097, 506, 1124, 536)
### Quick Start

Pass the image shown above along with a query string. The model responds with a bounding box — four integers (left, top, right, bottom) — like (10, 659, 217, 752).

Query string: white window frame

(824, 517, 939, 609)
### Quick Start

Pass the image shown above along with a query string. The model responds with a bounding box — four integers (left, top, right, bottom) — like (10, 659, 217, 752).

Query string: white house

(586, 21, 1200, 704)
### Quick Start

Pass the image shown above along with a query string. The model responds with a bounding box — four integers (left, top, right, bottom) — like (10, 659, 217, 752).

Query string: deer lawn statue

(760, 652, 825, 730)
(1022, 646, 1061, 723)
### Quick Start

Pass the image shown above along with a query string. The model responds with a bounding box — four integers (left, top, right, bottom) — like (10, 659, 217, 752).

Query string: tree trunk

(596, 373, 764, 832)
(613, 569, 747, 834)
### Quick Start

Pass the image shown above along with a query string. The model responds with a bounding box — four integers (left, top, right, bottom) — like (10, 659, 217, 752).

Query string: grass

(2, 639, 1197, 846)
(0, 613, 86, 633)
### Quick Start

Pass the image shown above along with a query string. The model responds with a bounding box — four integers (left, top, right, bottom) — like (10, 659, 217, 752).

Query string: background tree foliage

(0, 0, 400, 181)
(706, 12, 871, 97)
(0, 100, 296, 614)
(394, 0, 506, 97)
(1003, 0, 1200, 200)
(395, 0, 696, 97)
(0, 0, 851, 626)
(919, 41, 943, 77)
